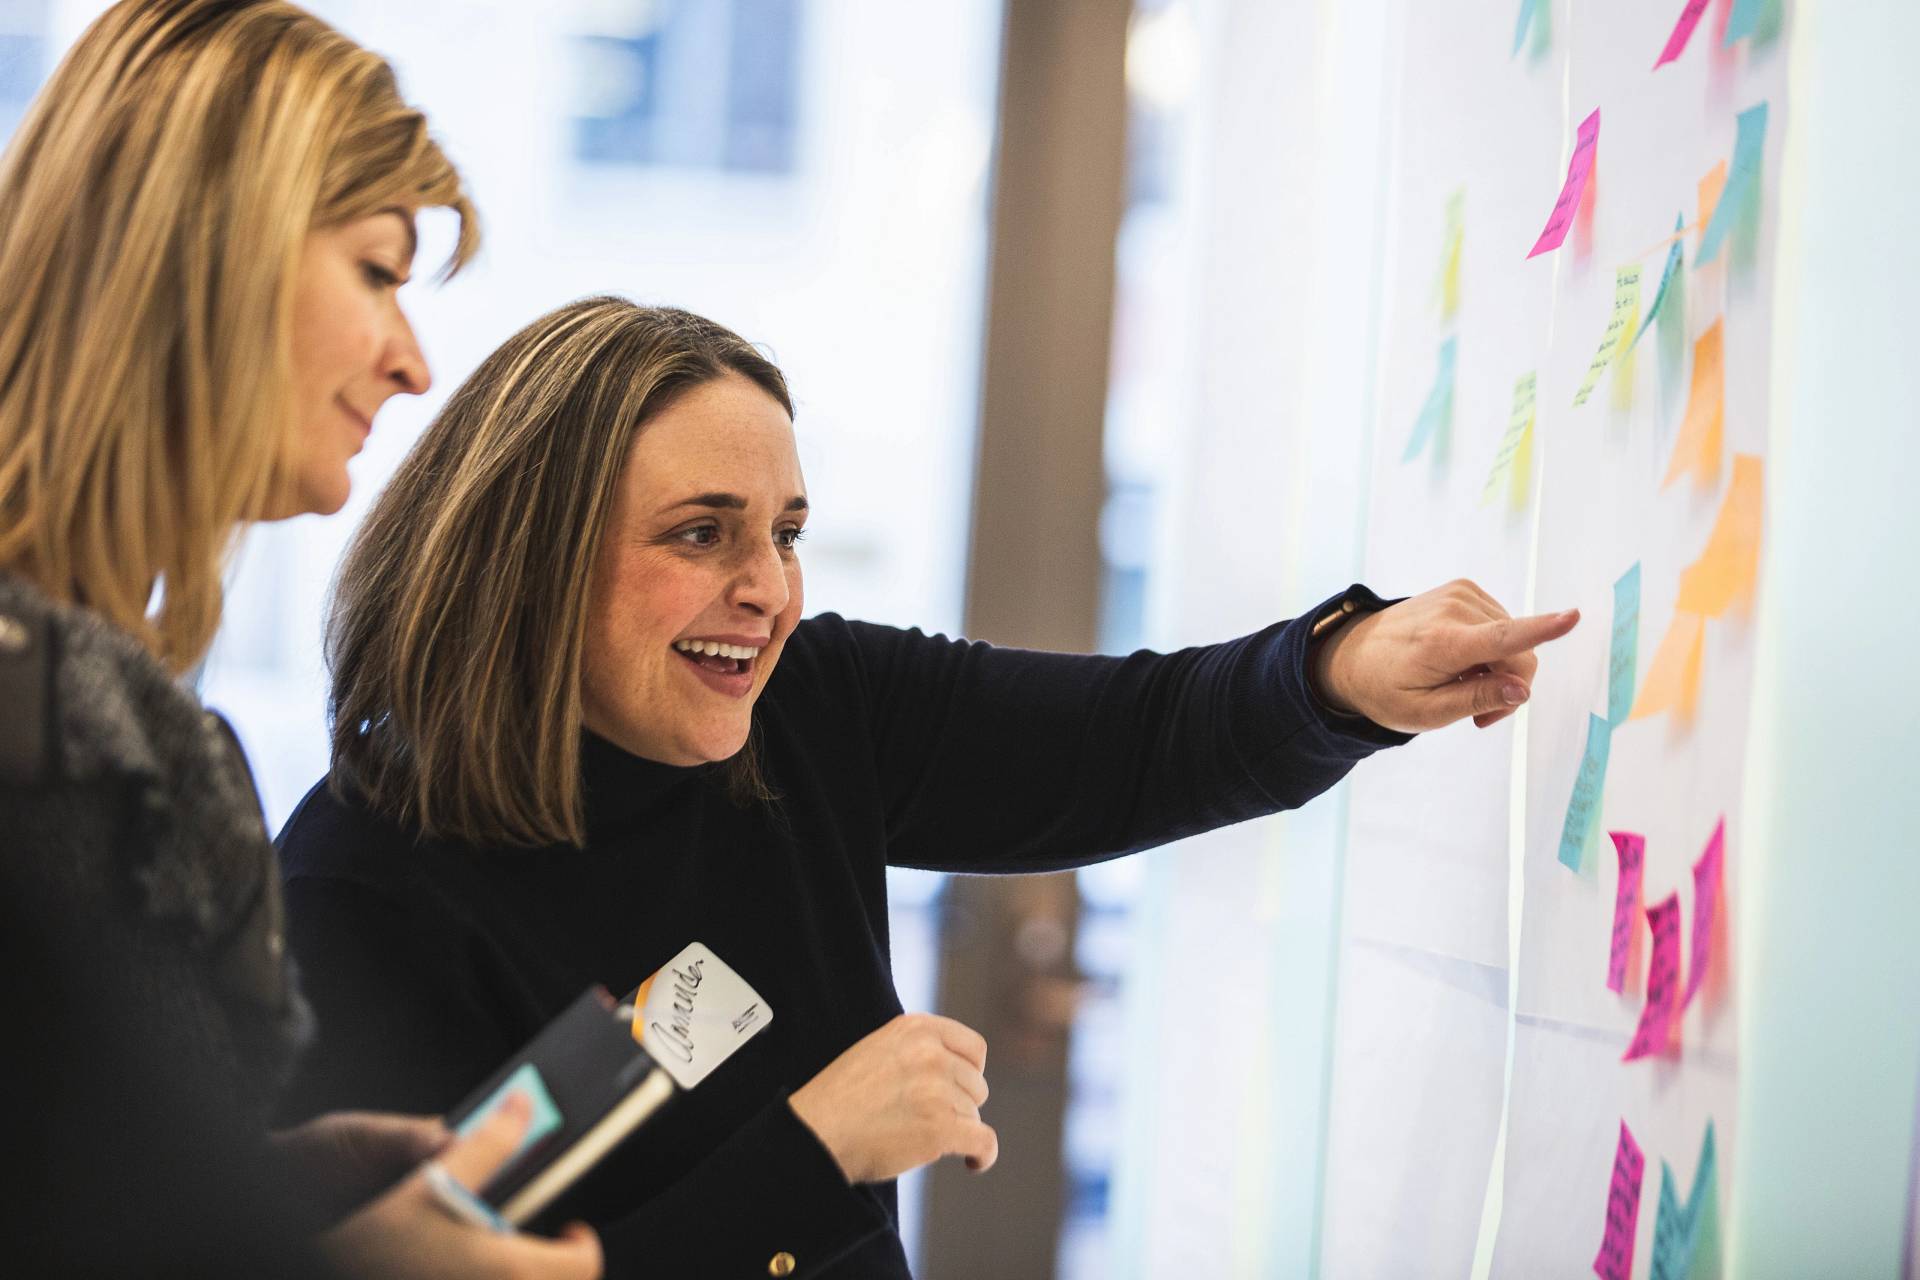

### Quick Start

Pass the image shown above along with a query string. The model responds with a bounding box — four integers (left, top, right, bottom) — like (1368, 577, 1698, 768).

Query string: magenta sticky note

(1684, 817, 1726, 1010)
(1607, 832, 1646, 994)
(1528, 109, 1600, 259)
(1655, 0, 1712, 69)
(1592, 1120, 1646, 1280)
(1624, 892, 1681, 1061)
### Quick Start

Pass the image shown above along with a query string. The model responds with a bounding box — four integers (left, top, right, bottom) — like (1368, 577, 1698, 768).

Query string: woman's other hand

(273, 1110, 450, 1220)
(320, 1090, 603, 1280)
(1312, 580, 1580, 732)
(789, 1013, 998, 1184)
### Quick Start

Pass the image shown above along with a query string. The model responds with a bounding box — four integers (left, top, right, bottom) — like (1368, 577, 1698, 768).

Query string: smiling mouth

(670, 638, 765, 692)
(338, 397, 372, 435)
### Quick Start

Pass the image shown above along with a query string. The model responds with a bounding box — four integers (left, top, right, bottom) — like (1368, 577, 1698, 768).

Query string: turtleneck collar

(579, 730, 713, 837)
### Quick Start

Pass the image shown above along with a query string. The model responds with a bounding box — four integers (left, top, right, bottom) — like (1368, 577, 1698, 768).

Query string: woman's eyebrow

(660, 493, 809, 514)
(374, 205, 419, 261)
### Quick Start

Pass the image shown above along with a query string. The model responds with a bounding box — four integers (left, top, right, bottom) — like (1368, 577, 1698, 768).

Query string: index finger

(434, 1090, 532, 1192)
(927, 1015, 989, 1072)
(1446, 608, 1580, 671)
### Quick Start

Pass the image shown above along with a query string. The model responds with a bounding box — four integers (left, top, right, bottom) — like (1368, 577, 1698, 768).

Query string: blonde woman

(0, 2, 597, 1276)
(278, 297, 1578, 1277)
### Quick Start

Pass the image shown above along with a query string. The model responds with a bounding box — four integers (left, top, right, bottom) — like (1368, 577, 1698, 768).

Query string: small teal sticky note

(1649, 1121, 1720, 1280)
(1403, 337, 1457, 463)
(1609, 564, 1641, 725)
(1633, 214, 1686, 349)
(1723, 0, 1763, 45)
(457, 1062, 563, 1168)
(1557, 713, 1612, 871)
(1511, 0, 1544, 56)
(1698, 103, 1768, 266)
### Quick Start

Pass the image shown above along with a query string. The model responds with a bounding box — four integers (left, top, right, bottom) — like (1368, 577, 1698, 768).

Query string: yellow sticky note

(1663, 321, 1724, 488)
(1697, 160, 1729, 242)
(1436, 189, 1465, 322)
(1676, 454, 1764, 616)
(1481, 373, 1538, 511)
(1630, 609, 1706, 724)
(1574, 264, 1643, 408)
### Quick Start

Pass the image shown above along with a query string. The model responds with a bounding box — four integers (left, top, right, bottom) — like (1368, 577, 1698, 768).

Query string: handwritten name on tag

(630, 942, 773, 1090)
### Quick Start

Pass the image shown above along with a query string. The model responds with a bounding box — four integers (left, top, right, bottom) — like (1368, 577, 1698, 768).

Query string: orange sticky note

(1663, 321, 1724, 489)
(1676, 454, 1764, 616)
(1697, 161, 1729, 246)
(1630, 611, 1706, 723)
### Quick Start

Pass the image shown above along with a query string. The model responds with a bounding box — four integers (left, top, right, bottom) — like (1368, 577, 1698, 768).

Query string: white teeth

(674, 639, 762, 661)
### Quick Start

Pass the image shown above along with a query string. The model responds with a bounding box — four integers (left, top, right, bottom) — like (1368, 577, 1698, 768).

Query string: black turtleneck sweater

(274, 595, 1409, 1278)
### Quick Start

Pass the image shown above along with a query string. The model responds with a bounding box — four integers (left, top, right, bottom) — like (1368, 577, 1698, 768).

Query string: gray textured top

(0, 572, 311, 1119)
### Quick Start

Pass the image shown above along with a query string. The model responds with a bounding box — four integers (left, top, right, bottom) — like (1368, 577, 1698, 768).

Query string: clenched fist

(788, 1013, 997, 1184)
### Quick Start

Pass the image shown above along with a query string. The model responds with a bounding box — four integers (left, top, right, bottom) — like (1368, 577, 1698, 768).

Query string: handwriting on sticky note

(1609, 564, 1641, 726)
(1663, 320, 1724, 489)
(1529, 109, 1600, 259)
(1404, 338, 1457, 463)
(1685, 817, 1726, 1010)
(1608, 832, 1646, 994)
(1481, 372, 1537, 510)
(1634, 214, 1687, 349)
(1699, 104, 1769, 266)
(1624, 892, 1681, 1061)
(1557, 713, 1612, 872)
(1593, 1120, 1646, 1280)
(1631, 610, 1706, 724)
(1656, 0, 1712, 68)
(1676, 454, 1764, 615)
(1574, 266, 1642, 408)
(1650, 1122, 1720, 1280)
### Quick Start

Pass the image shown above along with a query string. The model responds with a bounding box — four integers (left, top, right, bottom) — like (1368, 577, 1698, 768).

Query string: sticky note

(1574, 266, 1643, 408)
(1630, 611, 1706, 724)
(1650, 1122, 1721, 1280)
(1404, 337, 1457, 463)
(1633, 214, 1686, 349)
(1655, 0, 1712, 68)
(1607, 831, 1646, 994)
(1437, 190, 1465, 321)
(1481, 372, 1537, 510)
(1609, 563, 1641, 726)
(1725, 0, 1764, 46)
(1593, 1120, 1646, 1280)
(1662, 321, 1724, 490)
(1684, 817, 1726, 1010)
(1512, 0, 1545, 56)
(1557, 713, 1612, 872)
(1676, 454, 1764, 616)
(1698, 104, 1768, 266)
(1624, 892, 1681, 1061)
(1529, 109, 1600, 259)
(1697, 160, 1729, 238)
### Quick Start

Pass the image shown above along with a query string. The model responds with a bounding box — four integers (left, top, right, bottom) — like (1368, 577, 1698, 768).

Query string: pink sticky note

(1592, 1119, 1646, 1280)
(1528, 109, 1600, 259)
(1684, 817, 1726, 1010)
(1655, 0, 1712, 68)
(1624, 892, 1681, 1061)
(1607, 832, 1646, 994)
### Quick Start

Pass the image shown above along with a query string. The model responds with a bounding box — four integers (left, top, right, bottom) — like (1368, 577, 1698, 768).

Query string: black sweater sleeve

(833, 587, 1412, 874)
(279, 875, 889, 1278)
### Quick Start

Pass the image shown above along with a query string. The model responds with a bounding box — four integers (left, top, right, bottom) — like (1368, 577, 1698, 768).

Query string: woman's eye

(361, 262, 402, 290)
(776, 527, 806, 551)
(677, 525, 721, 547)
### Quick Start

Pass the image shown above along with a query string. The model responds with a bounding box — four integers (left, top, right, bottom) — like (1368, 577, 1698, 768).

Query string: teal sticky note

(1698, 103, 1768, 266)
(1403, 338, 1457, 463)
(1633, 215, 1686, 350)
(1609, 564, 1641, 725)
(457, 1062, 563, 1168)
(1724, 0, 1763, 45)
(1557, 714, 1612, 871)
(1650, 1121, 1720, 1280)
(1511, 0, 1543, 56)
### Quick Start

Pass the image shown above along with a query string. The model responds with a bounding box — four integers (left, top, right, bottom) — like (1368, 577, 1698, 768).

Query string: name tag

(629, 942, 773, 1090)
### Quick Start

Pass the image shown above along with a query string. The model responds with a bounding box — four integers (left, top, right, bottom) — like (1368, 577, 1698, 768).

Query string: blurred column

(920, 0, 1130, 1276)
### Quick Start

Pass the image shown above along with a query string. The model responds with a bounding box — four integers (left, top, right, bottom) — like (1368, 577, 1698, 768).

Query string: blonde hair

(328, 298, 791, 848)
(0, 0, 478, 670)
